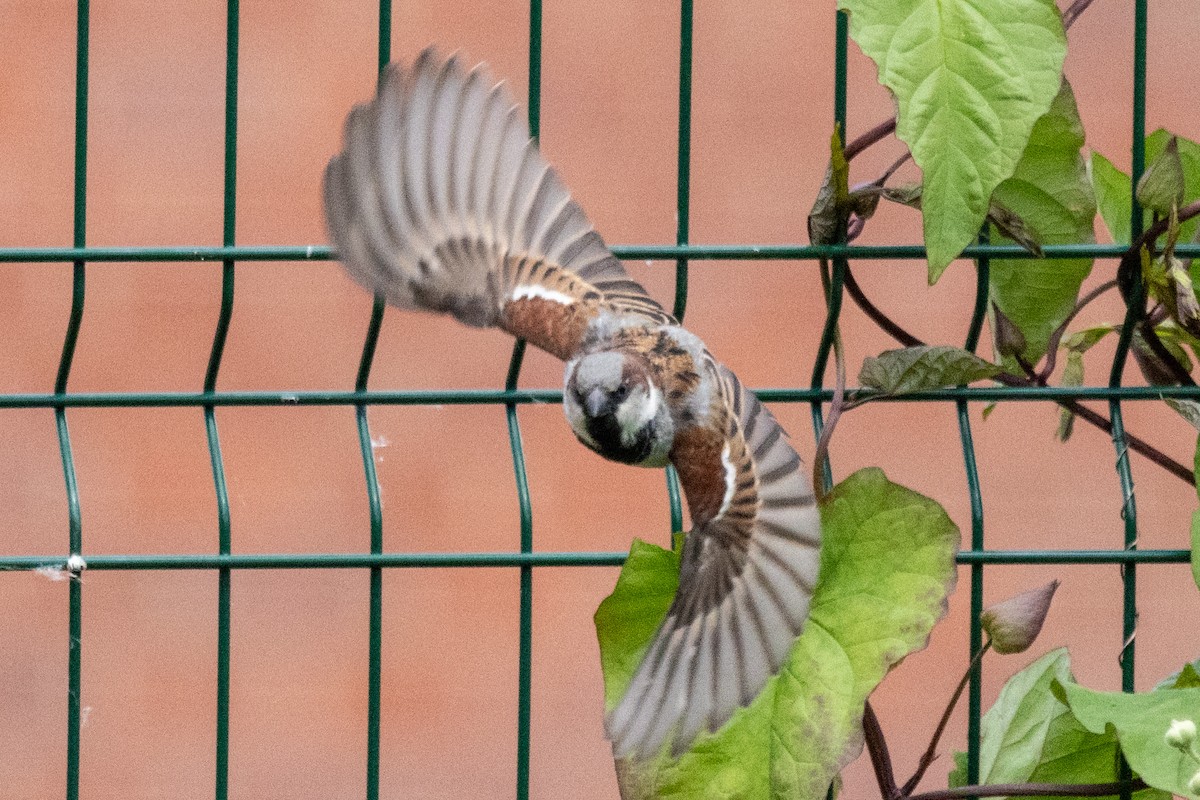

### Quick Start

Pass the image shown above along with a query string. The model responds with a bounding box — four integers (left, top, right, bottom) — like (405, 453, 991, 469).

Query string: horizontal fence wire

(0, 1, 1179, 798)
(2, 243, 1199, 262)
(2, 386, 1200, 408)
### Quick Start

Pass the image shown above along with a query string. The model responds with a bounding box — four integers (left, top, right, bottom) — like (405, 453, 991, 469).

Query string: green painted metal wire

(0, 548, 1188, 573)
(6, 242, 1198, 263)
(359, 5, 392, 799)
(0, 2, 1183, 798)
(3, 385, 1200, 412)
(207, 6, 239, 798)
(663, 0, 695, 542)
(62, 2, 90, 797)
(962, 244, 991, 787)
(513, 6, 542, 795)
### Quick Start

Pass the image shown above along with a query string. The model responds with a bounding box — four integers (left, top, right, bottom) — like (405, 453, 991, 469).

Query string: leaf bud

(980, 580, 1059, 655)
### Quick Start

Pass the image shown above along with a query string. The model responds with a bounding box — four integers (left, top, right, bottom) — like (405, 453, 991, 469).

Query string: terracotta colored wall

(1, 2, 1198, 797)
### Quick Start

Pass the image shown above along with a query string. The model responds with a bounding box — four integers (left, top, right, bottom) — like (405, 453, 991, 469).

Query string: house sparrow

(323, 48, 821, 759)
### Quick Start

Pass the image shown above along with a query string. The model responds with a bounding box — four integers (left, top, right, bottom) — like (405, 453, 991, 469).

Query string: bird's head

(564, 351, 674, 467)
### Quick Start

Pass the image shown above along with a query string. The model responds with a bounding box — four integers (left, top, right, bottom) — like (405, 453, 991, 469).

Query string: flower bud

(1188, 767, 1200, 797)
(1166, 718, 1198, 750)
(980, 580, 1059, 655)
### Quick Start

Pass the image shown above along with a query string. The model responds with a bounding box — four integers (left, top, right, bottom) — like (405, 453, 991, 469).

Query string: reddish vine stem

(1038, 279, 1118, 381)
(907, 779, 1147, 800)
(900, 641, 992, 796)
(1061, 0, 1098, 30)
(841, 263, 1194, 484)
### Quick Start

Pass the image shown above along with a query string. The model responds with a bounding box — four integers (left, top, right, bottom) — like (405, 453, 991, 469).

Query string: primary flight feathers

(324, 47, 822, 759)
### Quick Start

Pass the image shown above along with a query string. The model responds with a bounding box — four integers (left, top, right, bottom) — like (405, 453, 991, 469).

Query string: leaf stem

(1060, 0, 1098, 31)
(908, 778, 1147, 800)
(900, 640, 992, 796)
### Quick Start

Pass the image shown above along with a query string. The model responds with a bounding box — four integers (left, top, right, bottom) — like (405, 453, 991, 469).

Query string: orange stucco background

(2, 1, 1199, 798)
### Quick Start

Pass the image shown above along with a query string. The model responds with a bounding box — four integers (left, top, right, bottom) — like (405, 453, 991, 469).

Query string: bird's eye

(613, 384, 629, 401)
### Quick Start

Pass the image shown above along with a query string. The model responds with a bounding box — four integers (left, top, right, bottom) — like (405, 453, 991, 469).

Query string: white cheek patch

(717, 442, 736, 519)
(638, 384, 660, 427)
(617, 384, 660, 446)
(511, 284, 575, 306)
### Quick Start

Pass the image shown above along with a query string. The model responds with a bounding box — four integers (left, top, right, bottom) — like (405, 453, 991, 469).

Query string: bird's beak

(585, 387, 609, 418)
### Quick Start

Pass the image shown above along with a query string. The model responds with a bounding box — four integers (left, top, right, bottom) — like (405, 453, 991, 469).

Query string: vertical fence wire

(1113, 4, 1149, 799)
(61, 2, 90, 797)
(961, 253, 990, 787)
(665, 0, 694, 535)
(355, 5, 394, 799)
(206, 3, 240, 798)
(810, 10, 850, 497)
(511, 5, 543, 797)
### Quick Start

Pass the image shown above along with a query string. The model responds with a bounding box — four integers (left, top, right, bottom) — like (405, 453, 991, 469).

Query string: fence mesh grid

(0, 2, 1196, 799)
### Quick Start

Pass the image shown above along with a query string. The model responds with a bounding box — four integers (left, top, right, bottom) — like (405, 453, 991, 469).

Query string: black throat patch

(585, 414, 654, 465)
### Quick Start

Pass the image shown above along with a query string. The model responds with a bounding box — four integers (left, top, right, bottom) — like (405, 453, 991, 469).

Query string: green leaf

(1195, 434, 1200, 504)
(859, 346, 1002, 395)
(1148, 130, 1200, 245)
(973, 648, 1075, 785)
(1166, 399, 1200, 432)
(838, 0, 1066, 281)
(1157, 662, 1200, 691)
(1058, 680, 1200, 799)
(950, 650, 1171, 800)
(1092, 151, 1132, 244)
(1057, 350, 1085, 442)
(1137, 136, 1187, 215)
(598, 469, 959, 799)
(809, 127, 852, 247)
(989, 80, 1096, 369)
(1093, 131, 1200, 247)
(1192, 510, 1200, 593)
(1063, 325, 1117, 354)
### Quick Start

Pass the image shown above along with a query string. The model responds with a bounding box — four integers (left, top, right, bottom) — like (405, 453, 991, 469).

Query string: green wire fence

(0, 2, 1197, 799)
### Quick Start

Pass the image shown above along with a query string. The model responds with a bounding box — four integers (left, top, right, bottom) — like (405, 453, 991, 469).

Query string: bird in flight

(323, 48, 821, 759)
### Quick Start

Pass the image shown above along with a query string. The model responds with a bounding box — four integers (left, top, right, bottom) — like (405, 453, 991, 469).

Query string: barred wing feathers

(323, 48, 671, 360)
(607, 366, 822, 758)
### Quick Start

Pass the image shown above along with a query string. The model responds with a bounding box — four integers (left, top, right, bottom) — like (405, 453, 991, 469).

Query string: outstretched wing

(323, 48, 672, 360)
(606, 365, 822, 758)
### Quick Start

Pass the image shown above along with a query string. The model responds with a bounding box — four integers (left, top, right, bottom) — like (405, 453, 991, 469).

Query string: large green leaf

(596, 468, 959, 799)
(989, 80, 1096, 368)
(838, 0, 1066, 280)
(859, 346, 1002, 395)
(960, 649, 1075, 786)
(950, 650, 1170, 800)
(1057, 681, 1200, 799)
